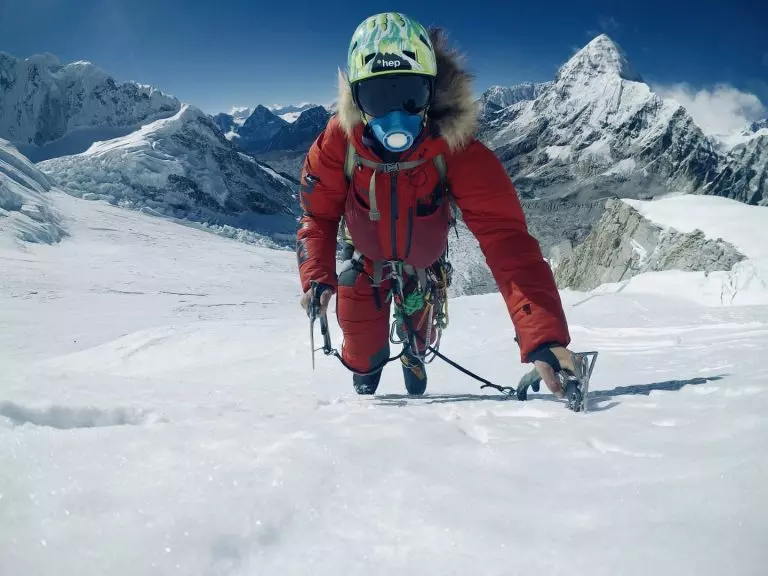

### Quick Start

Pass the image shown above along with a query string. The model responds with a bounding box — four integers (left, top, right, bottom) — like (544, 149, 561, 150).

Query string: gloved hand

(528, 345, 578, 398)
(300, 283, 334, 317)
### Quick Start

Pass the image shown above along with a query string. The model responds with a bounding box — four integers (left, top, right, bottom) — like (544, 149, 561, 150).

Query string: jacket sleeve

(296, 117, 349, 293)
(448, 140, 571, 362)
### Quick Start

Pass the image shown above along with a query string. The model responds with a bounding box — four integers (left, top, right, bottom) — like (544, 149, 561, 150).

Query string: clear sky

(1, 0, 765, 115)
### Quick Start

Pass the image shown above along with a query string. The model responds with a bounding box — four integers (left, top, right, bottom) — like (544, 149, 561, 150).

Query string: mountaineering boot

(401, 350, 427, 395)
(353, 370, 383, 395)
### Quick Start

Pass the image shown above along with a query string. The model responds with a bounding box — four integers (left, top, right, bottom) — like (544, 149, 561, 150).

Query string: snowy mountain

(235, 105, 289, 153)
(0, 138, 65, 246)
(266, 105, 331, 151)
(248, 106, 333, 180)
(269, 102, 319, 122)
(38, 105, 298, 241)
(211, 106, 253, 139)
(2, 188, 766, 576)
(480, 35, 720, 202)
(0, 52, 180, 162)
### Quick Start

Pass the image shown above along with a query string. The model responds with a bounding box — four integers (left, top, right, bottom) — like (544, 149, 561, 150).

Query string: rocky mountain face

(0, 52, 180, 160)
(0, 138, 65, 245)
(38, 106, 298, 241)
(553, 199, 745, 290)
(212, 113, 236, 135)
(706, 135, 768, 205)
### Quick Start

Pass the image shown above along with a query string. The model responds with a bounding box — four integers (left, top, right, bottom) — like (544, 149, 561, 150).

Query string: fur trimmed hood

(337, 28, 478, 153)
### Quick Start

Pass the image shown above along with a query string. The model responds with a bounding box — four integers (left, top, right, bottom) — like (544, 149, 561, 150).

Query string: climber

(297, 12, 576, 396)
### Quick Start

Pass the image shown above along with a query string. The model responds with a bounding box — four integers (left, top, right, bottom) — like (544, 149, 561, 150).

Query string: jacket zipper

(390, 172, 398, 259)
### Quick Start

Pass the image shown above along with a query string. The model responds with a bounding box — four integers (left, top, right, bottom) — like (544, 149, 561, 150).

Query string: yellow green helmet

(347, 12, 437, 84)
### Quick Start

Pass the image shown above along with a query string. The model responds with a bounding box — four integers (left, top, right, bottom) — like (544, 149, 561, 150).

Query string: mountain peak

(557, 34, 643, 84)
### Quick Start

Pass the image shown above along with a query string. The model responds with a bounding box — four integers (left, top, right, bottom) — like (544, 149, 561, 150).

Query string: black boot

(401, 351, 427, 395)
(353, 369, 383, 395)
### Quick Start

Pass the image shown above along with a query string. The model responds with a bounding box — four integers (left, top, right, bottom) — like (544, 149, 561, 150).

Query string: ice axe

(308, 281, 332, 370)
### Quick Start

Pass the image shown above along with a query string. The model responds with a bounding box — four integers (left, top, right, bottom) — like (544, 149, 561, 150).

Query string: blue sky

(1, 0, 766, 118)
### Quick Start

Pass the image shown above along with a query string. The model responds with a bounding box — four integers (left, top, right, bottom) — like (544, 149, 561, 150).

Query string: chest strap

(346, 149, 427, 221)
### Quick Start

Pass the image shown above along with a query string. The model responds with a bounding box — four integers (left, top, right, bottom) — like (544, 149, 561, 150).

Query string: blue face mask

(368, 110, 424, 152)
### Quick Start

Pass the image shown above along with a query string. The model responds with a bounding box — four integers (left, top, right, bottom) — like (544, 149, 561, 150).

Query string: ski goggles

(353, 74, 433, 118)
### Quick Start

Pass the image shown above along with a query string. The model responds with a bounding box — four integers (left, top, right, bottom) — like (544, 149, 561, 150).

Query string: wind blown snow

(1, 191, 766, 575)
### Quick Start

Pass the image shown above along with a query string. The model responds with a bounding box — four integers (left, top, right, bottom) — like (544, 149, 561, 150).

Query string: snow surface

(1, 191, 767, 575)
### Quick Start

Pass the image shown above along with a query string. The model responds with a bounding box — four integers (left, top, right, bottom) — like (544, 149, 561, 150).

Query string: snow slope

(0, 138, 65, 247)
(1, 192, 766, 575)
(615, 195, 768, 305)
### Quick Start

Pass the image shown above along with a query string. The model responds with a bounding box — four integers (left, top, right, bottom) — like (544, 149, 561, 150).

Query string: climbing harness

(308, 262, 599, 410)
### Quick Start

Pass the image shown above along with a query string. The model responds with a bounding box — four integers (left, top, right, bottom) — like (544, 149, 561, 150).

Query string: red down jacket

(296, 116, 571, 362)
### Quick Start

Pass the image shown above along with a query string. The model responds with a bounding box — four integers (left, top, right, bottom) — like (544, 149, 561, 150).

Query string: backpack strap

(354, 156, 426, 222)
(345, 141, 426, 222)
(432, 154, 447, 188)
(342, 142, 454, 290)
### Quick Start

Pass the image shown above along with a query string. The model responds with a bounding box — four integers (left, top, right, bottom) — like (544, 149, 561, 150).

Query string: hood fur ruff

(337, 28, 478, 153)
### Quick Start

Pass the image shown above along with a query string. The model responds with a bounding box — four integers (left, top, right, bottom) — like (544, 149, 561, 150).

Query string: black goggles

(353, 74, 433, 118)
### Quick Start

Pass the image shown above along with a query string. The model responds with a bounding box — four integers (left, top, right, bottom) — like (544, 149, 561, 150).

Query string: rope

(312, 258, 519, 396)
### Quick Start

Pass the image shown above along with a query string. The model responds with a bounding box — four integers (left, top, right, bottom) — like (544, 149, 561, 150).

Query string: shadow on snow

(372, 374, 728, 410)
